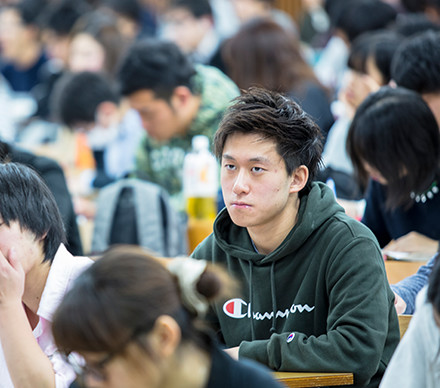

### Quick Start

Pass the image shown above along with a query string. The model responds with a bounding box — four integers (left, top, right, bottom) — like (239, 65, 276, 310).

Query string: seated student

(191, 87, 399, 387)
(0, 162, 93, 388)
(320, 29, 402, 200)
(221, 18, 334, 142)
(117, 38, 239, 211)
(51, 245, 283, 388)
(0, 141, 83, 255)
(54, 71, 144, 189)
(380, 255, 440, 388)
(160, 0, 225, 71)
(0, 0, 48, 93)
(347, 86, 440, 258)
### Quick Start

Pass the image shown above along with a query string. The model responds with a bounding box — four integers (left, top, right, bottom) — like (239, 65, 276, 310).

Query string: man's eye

(225, 164, 235, 170)
(252, 167, 263, 173)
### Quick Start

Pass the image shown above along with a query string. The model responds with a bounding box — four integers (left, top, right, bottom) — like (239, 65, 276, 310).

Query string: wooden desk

(384, 260, 427, 284)
(273, 371, 354, 387)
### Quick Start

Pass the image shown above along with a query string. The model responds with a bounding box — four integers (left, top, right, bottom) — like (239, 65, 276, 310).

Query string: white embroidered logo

(222, 298, 315, 320)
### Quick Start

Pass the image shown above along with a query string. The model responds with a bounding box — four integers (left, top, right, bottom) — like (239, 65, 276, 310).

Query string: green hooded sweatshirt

(192, 182, 399, 387)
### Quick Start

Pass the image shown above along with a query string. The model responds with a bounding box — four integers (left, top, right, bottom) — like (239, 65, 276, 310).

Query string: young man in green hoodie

(192, 88, 399, 387)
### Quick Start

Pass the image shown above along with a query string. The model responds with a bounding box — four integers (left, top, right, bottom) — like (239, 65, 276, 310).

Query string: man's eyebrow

(222, 154, 271, 164)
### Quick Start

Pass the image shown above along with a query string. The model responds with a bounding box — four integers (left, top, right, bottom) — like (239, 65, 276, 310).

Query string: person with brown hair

(222, 18, 334, 140)
(52, 245, 283, 388)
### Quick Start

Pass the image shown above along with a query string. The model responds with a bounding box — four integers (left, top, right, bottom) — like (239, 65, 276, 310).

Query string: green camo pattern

(135, 64, 239, 212)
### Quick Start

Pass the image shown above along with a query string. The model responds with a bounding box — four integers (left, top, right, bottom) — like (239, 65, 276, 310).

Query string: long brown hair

(222, 17, 321, 93)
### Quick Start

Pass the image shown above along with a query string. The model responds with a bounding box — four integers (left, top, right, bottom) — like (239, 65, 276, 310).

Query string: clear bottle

(183, 135, 219, 220)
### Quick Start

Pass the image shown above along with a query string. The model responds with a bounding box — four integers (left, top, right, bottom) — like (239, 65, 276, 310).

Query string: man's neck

(247, 195, 300, 255)
(22, 260, 51, 315)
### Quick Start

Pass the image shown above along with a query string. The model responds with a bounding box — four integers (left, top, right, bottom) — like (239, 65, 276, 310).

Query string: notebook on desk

(382, 249, 432, 262)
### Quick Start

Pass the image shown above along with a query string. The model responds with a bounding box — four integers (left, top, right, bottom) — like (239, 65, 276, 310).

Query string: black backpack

(92, 178, 188, 256)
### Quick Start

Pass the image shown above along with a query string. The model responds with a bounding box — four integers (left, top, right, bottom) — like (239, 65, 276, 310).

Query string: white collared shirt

(0, 244, 93, 388)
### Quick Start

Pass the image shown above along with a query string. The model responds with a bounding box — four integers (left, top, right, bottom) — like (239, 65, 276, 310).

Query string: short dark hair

(335, 0, 397, 43)
(391, 30, 440, 94)
(38, 0, 90, 36)
(9, 0, 47, 26)
(347, 86, 440, 210)
(348, 29, 402, 84)
(168, 0, 213, 18)
(118, 39, 197, 101)
(214, 87, 323, 189)
(0, 162, 66, 262)
(427, 253, 440, 315)
(54, 71, 119, 128)
(391, 13, 440, 38)
(52, 245, 229, 356)
(101, 0, 143, 23)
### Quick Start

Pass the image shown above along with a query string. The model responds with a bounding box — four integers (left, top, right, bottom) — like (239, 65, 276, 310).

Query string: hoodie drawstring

(270, 261, 277, 334)
(249, 262, 255, 340)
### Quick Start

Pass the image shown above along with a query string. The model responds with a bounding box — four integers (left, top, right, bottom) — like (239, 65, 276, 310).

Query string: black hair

(38, 0, 90, 36)
(101, 0, 143, 23)
(348, 29, 402, 84)
(0, 162, 66, 262)
(52, 245, 231, 357)
(391, 30, 440, 94)
(8, 0, 47, 26)
(214, 87, 323, 190)
(334, 0, 397, 43)
(347, 86, 440, 210)
(391, 13, 440, 37)
(168, 0, 213, 18)
(118, 38, 197, 101)
(53, 71, 119, 128)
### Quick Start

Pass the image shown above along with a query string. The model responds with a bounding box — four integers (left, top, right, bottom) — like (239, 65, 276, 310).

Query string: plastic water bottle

(183, 135, 218, 220)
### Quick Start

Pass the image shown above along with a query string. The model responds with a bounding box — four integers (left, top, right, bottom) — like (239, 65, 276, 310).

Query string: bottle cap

(192, 135, 209, 151)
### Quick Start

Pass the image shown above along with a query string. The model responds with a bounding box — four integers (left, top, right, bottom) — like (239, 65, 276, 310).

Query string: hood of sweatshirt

(214, 181, 344, 266)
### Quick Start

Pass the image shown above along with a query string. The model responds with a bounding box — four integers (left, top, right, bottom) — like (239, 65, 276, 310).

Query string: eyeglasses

(63, 329, 148, 384)
(64, 351, 115, 384)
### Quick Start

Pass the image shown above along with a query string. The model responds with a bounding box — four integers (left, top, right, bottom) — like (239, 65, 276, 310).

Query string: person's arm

(361, 180, 391, 248)
(238, 238, 398, 386)
(390, 254, 437, 314)
(0, 249, 55, 388)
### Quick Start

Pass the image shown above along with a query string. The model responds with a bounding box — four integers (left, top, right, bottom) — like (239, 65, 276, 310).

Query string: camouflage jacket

(135, 65, 239, 211)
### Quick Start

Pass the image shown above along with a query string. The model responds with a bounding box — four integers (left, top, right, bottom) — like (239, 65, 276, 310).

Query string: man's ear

(150, 315, 181, 359)
(95, 101, 119, 128)
(170, 86, 192, 110)
(289, 165, 309, 194)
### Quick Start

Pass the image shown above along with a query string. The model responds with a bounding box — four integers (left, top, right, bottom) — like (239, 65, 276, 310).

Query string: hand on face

(0, 247, 25, 308)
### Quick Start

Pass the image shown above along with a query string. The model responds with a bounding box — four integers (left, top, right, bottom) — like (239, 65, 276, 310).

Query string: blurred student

(0, 162, 92, 388)
(320, 29, 401, 200)
(54, 71, 143, 189)
(347, 86, 440, 257)
(192, 87, 399, 387)
(161, 0, 225, 70)
(0, 0, 48, 92)
(380, 255, 440, 388)
(222, 18, 334, 140)
(0, 141, 83, 255)
(117, 39, 239, 211)
(52, 245, 283, 388)
(391, 30, 440, 128)
(68, 10, 129, 77)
